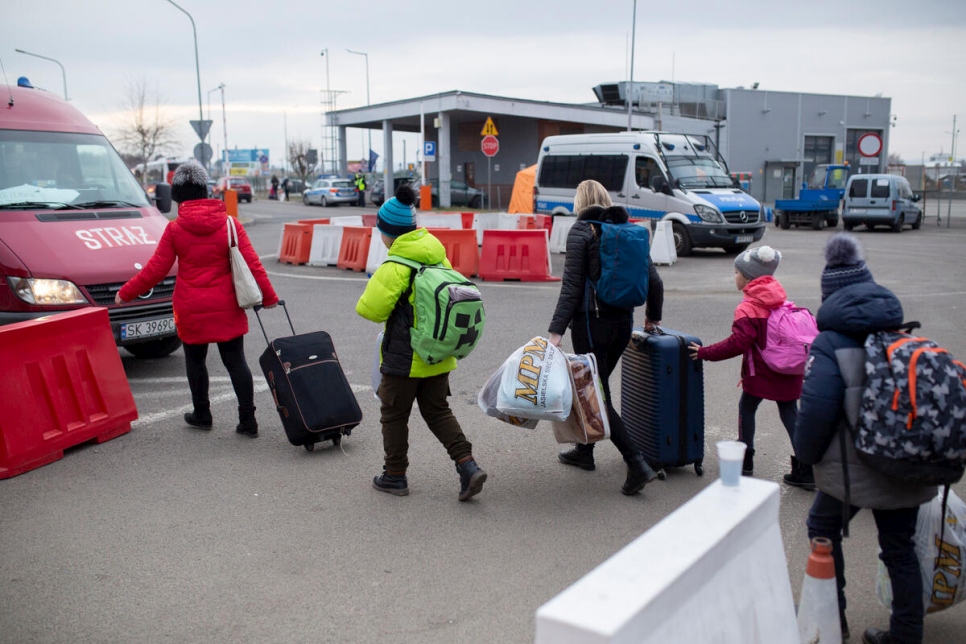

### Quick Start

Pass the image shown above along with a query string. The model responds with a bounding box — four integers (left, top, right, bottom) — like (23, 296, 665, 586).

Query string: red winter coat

(695, 275, 803, 401)
(118, 199, 278, 345)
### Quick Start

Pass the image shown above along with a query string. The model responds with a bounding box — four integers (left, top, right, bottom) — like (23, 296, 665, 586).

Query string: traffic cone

(797, 537, 841, 644)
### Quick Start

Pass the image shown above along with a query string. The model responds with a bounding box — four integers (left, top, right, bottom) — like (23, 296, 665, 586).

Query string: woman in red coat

(116, 160, 278, 437)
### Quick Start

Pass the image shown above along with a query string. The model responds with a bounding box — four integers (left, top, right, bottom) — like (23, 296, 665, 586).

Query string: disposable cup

(717, 440, 747, 487)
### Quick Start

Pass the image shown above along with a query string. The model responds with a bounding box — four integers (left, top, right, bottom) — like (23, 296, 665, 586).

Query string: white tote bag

(227, 216, 262, 309)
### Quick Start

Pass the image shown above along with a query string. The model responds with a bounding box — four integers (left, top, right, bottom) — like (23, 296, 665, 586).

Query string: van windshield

(665, 157, 735, 189)
(0, 130, 150, 210)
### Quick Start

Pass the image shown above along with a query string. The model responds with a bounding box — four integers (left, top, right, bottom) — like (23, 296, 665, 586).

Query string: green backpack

(387, 256, 485, 364)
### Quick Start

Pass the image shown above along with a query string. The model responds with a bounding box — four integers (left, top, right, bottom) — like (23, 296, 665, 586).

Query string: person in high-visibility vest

(355, 172, 367, 207)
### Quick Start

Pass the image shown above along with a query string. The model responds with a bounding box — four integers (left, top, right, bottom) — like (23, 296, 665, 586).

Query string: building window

(803, 136, 834, 181)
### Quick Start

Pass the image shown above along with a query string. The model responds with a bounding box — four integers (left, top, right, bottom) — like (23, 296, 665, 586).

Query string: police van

(533, 132, 766, 255)
(0, 79, 181, 358)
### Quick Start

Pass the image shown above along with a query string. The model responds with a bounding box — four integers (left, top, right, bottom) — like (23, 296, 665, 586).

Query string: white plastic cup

(717, 440, 747, 487)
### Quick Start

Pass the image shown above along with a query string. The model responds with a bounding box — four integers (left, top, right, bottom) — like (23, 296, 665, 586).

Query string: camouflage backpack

(851, 325, 966, 486)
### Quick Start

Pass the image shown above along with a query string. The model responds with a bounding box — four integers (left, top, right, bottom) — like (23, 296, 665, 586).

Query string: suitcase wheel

(694, 461, 704, 476)
(304, 442, 315, 452)
(656, 469, 667, 480)
(331, 435, 341, 446)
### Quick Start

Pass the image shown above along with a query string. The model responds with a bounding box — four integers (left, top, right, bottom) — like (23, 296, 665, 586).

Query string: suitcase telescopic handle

(253, 300, 296, 346)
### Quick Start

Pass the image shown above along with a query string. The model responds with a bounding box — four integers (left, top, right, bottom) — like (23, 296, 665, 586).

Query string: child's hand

(688, 342, 701, 360)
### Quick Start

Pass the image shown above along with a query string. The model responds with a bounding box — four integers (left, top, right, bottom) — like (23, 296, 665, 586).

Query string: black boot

(372, 468, 409, 496)
(742, 446, 755, 476)
(456, 457, 487, 501)
(558, 443, 596, 471)
(621, 453, 659, 495)
(236, 405, 258, 437)
(783, 455, 816, 491)
(184, 407, 212, 429)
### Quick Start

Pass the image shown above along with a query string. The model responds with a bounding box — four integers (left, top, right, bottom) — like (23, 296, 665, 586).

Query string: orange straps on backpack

(889, 337, 955, 429)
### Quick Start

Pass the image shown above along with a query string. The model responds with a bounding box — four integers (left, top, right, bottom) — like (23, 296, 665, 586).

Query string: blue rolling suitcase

(620, 326, 705, 475)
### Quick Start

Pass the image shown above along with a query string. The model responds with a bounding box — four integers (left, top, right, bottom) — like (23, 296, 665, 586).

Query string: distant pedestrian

(281, 177, 290, 202)
(270, 174, 279, 200)
(355, 172, 367, 207)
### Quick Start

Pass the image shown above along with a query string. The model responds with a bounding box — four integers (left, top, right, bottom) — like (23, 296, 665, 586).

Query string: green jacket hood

(387, 228, 447, 265)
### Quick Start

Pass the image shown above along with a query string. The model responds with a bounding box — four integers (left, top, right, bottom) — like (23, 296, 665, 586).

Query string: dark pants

(182, 336, 255, 412)
(357, 188, 365, 207)
(569, 308, 638, 461)
(738, 392, 798, 452)
(377, 372, 472, 473)
(806, 491, 923, 643)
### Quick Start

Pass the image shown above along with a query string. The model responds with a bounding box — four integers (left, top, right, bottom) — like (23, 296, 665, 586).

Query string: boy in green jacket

(356, 185, 486, 501)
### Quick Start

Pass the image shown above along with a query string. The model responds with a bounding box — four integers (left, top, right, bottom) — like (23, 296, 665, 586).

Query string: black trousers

(569, 308, 638, 461)
(182, 336, 255, 412)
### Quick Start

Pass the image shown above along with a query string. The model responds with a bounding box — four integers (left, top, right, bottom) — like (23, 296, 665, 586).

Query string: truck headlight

(693, 205, 723, 223)
(7, 277, 88, 305)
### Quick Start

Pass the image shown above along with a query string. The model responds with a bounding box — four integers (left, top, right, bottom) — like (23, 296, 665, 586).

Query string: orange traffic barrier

(362, 214, 377, 227)
(461, 212, 475, 230)
(420, 184, 433, 211)
(337, 226, 373, 272)
(224, 189, 238, 217)
(478, 229, 560, 282)
(0, 308, 138, 479)
(432, 228, 480, 278)
(278, 222, 313, 265)
(297, 218, 331, 226)
(518, 214, 553, 231)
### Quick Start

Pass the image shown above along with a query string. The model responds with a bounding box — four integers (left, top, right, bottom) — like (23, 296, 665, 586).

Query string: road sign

(193, 142, 213, 166)
(189, 119, 213, 141)
(424, 141, 436, 162)
(857, 132, 882, 157)
(481, 117, 498, 137)
(482, 135, 499, 157)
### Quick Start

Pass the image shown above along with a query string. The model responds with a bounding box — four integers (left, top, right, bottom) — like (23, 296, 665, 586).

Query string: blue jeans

(806, 491, 923, 643)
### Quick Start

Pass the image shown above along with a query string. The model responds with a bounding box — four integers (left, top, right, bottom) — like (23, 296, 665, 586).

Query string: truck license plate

(735, 235, 753, 243)
(121, 317, 176, 340)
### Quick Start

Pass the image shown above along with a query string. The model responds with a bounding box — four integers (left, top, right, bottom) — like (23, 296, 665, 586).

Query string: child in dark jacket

(688, 246, 812, 488)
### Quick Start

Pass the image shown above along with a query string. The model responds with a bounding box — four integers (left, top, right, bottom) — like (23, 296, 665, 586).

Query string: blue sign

(423, 141, 436, 162)
(227, 149, 270, 163)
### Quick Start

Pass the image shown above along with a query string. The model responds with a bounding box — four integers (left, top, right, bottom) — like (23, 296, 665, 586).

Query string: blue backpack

(587, 220, 650, 308)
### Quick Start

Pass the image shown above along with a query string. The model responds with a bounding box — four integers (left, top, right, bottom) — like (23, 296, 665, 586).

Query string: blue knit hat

(376, 184, 417, 238)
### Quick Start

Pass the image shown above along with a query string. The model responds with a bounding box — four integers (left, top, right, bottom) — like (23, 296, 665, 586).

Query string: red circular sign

(857, 133, 882, 157)
(481, 135, 499, 157)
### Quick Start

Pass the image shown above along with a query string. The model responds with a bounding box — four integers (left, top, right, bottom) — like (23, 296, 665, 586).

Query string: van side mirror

(912, 193, 921, 202)
(155, 182, 172, 214)
(651, 176, 673, 196)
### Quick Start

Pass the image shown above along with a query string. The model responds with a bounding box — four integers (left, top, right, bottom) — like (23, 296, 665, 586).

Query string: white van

(842, 173, 922, 232)
(533, 132, 766, 255)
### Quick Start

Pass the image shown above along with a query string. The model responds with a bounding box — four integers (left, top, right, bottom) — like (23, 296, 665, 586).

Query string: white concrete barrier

(329, 215, 364, 227)
(307, 225, 345, 267)
(472, 212, 520, 246)
(650, 220, 677, 266)
(417, 213, 463, 229)
(365, 235, 389, 276)
(549, 216, 576, 253)
(535, 478, 798, 644)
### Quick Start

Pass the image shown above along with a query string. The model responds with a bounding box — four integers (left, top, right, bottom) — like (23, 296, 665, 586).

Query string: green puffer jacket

(356, 228, 457, 378)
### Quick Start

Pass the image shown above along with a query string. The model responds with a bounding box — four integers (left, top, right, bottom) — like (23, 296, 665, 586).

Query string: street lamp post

(165, 0, 205, 147)
(346, 49, 371, 171)
(321, 49, 331, 174)
(207, 83, 225, 172)
(14, 49, 68, 100)
(627, 0, 637, 131)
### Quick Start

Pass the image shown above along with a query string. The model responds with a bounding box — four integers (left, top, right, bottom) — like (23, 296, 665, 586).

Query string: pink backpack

(748, 301, 819, 376)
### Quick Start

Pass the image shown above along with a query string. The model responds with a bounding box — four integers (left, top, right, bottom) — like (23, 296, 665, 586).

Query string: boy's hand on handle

(688, 342, 701, 361)
(548, 332, 562, 348)
(114, 293, 126, 305)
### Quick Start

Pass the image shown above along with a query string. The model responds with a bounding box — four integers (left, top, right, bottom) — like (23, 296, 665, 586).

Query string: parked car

(428, 179, 487, 208)
(302, 178, 357, 207)
(282, 177, 306, 195)
(842, 173, 922, 232)
(213, 176, 253, 203)
(371, 178, 416, 206)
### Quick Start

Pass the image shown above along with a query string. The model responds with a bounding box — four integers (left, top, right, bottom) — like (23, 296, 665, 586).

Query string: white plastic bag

(551, 353, 611, 444)
(477, 336, 571, 425)
(477, 358, 538, 429)
(876, 488, 966, 614)
(371, 332, 383, 401)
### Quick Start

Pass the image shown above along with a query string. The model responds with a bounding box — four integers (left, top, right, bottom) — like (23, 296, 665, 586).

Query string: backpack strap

(839, 426, 853, 538)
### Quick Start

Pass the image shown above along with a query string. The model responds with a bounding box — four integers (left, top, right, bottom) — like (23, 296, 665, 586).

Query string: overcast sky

(3, 0, 964, 172)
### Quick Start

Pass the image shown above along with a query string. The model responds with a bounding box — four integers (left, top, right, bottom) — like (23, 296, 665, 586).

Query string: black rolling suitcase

(255, 301, 362, 451)
(620, 326, 705, 475)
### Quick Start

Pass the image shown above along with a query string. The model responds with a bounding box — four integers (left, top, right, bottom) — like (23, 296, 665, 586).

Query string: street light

(627, 0, 637, 131)
(321, 49, 331, 174)
(165, 0, 205, 148)
(207, 83, 225, 172)
(346, 49, 371, 171)
(15, 48, 68, 100)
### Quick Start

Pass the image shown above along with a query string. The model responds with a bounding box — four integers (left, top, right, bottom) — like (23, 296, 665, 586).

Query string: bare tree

(114, 78, 178, 185)
(288, 139, 317, 184)
(887, 152, 904, 166)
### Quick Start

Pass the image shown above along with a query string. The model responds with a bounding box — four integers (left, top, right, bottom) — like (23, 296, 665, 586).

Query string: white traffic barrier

(329, 215, 364, 227)
(472, 212, 519, 246)
(548, 216, 575, 253)
(417, 213, 463, 229)
(365, 234, 389, 277)
(307, 225, 345, 267)
(650, 220, 677, 266)
(535, 478, 798, 644)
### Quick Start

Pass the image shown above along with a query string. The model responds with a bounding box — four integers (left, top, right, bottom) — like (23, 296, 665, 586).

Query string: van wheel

(779, 211, 791, 229)
(912, 211, 922, 230)
(891, 215, 903, 233)
(672, 222, 692, 256)
(125, 337, 182, 359)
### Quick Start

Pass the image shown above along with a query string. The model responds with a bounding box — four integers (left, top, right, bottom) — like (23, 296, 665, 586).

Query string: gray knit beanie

(734, 245, 781, 280)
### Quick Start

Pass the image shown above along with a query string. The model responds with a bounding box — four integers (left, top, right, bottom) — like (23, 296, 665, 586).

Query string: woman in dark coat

(547, 179, 664, 495)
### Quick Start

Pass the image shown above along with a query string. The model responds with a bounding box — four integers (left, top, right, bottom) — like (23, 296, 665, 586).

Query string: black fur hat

(170, 159, 210, 203)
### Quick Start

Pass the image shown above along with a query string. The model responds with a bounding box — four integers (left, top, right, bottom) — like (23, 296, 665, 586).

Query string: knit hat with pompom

(376, 184, 417, 238)
(734, 245, 781, 281)
(821, 233, 874, 301)
(170, 159, 210, 203)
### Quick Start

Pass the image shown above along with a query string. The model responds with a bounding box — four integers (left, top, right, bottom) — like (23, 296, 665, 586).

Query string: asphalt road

(2, 198, 965, 643)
